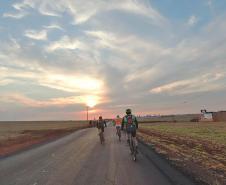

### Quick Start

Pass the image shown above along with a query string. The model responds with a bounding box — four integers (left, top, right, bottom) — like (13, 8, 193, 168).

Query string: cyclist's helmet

(126, 109, 131, 115)
(99, 116, 102, 120)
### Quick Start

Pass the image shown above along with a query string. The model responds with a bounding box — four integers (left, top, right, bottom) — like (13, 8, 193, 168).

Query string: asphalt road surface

(0, 126, 195, 185)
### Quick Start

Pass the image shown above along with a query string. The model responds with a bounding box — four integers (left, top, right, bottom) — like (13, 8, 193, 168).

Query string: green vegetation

(140, 122, 226, 144)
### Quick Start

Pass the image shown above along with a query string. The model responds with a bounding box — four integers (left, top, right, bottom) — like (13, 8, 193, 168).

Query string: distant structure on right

(200, 109, 226, 122)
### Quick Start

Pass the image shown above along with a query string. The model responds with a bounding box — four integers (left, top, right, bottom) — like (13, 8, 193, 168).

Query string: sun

(86, 96, 98, 108)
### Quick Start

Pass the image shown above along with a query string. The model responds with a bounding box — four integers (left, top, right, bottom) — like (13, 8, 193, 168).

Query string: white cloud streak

(5, 0, 167, 25)
(187, 15, 198, 26)
(3, 12, 28, 19)
(46, 36, 86, 51)
(24, 30, 48, 40)
(43, 23, 63, 30)
(150, 72, 226, 95)
(2, 0, 34, 19)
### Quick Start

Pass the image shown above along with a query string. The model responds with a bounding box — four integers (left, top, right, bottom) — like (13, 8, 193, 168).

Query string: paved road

(0, 126, 194, 185)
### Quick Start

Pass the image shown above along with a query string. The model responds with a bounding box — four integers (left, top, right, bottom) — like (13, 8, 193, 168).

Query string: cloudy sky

(0, 0, 226, 120)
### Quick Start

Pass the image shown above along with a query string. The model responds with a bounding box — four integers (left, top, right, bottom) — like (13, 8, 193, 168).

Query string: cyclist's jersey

(115, 118, 122, 127)
(97, 120, 105, 129)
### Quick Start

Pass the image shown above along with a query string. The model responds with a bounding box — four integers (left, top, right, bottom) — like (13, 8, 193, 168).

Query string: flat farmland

(138, 122, 226, 185)
(0, 121, 89, 157)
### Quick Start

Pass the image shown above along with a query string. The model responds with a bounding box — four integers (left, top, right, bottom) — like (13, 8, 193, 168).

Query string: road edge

(138, 139, 198, 185)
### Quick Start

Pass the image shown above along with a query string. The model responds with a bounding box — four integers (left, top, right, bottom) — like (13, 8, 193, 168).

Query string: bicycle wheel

(119, 132, 121, 142)
(118, 129, 121, 141)
(133, 145, 137, 161)
(99, 133, 102, 143)
(131, 139, 137, 161)
(116, 128, 119, 136)
(129, 138, 133, 155)
(100, 132, 104, 144)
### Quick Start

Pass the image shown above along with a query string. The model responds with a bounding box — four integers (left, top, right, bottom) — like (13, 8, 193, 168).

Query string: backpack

(126, 115, 134, 125)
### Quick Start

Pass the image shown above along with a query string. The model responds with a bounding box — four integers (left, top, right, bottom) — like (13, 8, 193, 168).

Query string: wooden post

(86, 106, 89, 121)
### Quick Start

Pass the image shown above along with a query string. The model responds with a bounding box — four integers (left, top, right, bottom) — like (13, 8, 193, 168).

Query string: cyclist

(121, 109, 138, 149)
(114, 115, 122, 140)
(96, 116, 106, 143)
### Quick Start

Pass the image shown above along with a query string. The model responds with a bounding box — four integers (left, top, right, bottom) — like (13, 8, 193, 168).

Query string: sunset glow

(43, 74, 103, 93)
(85, 96, 98, 108)
(1, 0, 226, 120)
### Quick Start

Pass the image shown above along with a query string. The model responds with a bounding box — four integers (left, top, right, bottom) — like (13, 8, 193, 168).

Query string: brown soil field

(0, 121, 89, 157)
(138, 122, 226, 185)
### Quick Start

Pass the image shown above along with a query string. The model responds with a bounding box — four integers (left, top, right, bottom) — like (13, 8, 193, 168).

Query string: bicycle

(116, 127, 121, 141)
(128, 133, 137, 161)
(98, 129, 105, 144)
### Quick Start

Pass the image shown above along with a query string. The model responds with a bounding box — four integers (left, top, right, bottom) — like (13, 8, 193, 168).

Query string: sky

(0, 0, 226, 120)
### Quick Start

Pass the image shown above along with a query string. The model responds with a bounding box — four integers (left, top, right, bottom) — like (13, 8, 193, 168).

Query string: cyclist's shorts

(127, 125, 136, 137)
(116, 125, 121, 129)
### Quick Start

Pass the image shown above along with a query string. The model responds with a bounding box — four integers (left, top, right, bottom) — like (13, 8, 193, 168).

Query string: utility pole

(86, 106, 89, 121)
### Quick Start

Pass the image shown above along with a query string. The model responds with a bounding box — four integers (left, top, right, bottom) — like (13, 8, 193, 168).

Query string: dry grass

(138, 122, 226, 185)
(140, 122, 226, 144)
(0, 121, 89, 156)
(0, 121, 87, 140)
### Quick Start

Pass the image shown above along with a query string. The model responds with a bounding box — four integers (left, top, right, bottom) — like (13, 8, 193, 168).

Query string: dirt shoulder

(0, 123, 89, 157)
(138, 122, 226, 185)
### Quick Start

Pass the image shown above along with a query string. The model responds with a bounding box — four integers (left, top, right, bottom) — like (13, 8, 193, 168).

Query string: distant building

(200, 109, 213, 121)
(200, 110, 226, 122)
